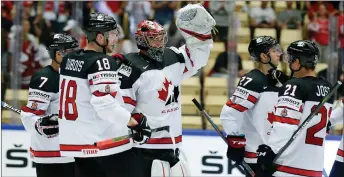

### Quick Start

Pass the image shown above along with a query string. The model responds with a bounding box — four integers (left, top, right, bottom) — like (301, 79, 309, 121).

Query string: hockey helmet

(86, 12, 117, 33)
(135, 20, 167, 62)
(248, 36, 282, 62)
(46, 33, 79, 61)
(283, 40, 319, 68)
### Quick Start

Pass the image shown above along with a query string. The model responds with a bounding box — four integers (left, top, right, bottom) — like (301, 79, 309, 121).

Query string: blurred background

(1, 0, 343, 136)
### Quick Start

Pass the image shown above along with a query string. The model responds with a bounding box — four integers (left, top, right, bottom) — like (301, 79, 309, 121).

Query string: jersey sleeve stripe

(183, 67, 188, 73)
(337, 149, 344, 157)
(89, 80, 117, 85)
(271, 114, 300, 125)
(146, 135, 182, 144)
(30, 148, 61, 157)
(244, 151, 257, 158)
(277, 106, 301, 112)
(21, 106, 46, 115)
(92, 91, 117, 97)
(28, 100, 47, 103)
(276, 164, 322, 177)
(225, 100, 248, 112)
(60, 138, 130, 151)
(123, 96, 136, 106)
(247, 95, 258, 104)
(185, 46, 194, 67)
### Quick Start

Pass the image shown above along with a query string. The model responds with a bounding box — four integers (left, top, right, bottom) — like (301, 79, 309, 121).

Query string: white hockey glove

(35, 114, 59, 138)
(176, 3, 216, 48)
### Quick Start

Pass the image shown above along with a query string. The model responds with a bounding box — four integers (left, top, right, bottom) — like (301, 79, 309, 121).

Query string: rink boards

(1, 125, 341, 177)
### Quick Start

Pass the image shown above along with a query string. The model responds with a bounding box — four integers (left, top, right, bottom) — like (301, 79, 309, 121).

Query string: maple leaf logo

(158, 78, 172, 101)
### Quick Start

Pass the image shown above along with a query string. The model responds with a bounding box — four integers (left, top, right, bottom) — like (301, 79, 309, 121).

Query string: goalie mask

(135, 20, 168, 62)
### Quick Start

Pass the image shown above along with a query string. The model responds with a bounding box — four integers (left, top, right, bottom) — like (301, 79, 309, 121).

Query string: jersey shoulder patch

(237, 69, 269, 93)
(29, 66, 59, 93)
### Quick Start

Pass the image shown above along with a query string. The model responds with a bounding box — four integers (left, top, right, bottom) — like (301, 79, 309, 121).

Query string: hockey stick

(1, 101, 21, 114)
(192, 98, 256, 177)
(273, 81, 341, 163)
(95, 126, 170, 147)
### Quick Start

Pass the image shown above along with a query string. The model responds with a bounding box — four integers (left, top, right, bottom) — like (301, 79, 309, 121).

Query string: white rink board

(1, 127, 341, 177)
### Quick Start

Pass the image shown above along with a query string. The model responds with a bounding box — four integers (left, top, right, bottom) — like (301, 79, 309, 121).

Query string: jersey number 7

(59, 79, 78, 120)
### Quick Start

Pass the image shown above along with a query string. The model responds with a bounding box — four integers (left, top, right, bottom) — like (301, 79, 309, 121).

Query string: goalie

(112, 3, 215, 177)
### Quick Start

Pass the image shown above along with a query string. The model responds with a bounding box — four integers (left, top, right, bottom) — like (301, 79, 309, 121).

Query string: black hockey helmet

(86, 12, 117, 33)
(248, 36, 281, 62)
(283, 40, 319, 69)
(84, 12, 118, 53)
(46, 33, 79, 62)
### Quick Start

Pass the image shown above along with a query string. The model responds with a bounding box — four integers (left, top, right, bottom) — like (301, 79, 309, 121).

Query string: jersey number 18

(59, 79, 78, 120)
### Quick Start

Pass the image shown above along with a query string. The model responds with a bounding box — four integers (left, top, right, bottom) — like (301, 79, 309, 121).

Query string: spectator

(164, 17, 185, 48)
(308, 1, 336, 21)
(63, 19, 87, 48)
(249, 1, 279, 42)
(125, 1, 151, 53)
(151, 1, 178, 26)
(95, 1, 127, 26)
(338, 3, 344, 67)
(208, 42, 245, 77)
(308, 3, 329, 63)
(277, 1, 302, 29)
(8, 20, 41, 89)
(209, 1, 235, 42)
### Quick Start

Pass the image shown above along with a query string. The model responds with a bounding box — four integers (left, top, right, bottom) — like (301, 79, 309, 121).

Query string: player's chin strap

(260, 53, 277, 69)
(94, 32, 108, 54)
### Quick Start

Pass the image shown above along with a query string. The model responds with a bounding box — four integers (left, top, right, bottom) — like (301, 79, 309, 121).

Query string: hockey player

(329, 98, 344, 177)
(20, 33, 79, 177)
(219, 36, 286, 174)
(256, 40, 334, 177)
(58, 12, 150, 177)
(112, 4, 215, 177)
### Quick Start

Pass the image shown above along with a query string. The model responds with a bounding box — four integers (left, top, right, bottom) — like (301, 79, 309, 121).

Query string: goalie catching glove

(176, 3, 216, 47)
(128, 113, 151, 144)
(35, 114, 59, 138)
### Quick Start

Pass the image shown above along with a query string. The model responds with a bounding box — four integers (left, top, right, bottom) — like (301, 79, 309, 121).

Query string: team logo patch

(118, 64, 132, 77)
(31, 102, 38, 110)
(281, 108, 288, 117)
(105, 85, 110, 93)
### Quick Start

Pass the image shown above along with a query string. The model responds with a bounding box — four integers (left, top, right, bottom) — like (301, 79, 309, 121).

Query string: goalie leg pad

(151, 160, 170, 177)
(170, 160, 188, 177)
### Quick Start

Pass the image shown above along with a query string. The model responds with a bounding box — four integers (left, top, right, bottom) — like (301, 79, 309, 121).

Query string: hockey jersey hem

(274, 164, 322, 177)
(134, 135, 182, 149)
(30, 148, 75, 163)
(60, 138, 133, 157)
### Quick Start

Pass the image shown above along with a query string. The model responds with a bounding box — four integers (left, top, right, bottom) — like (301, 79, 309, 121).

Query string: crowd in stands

(1, 1, 344, 100)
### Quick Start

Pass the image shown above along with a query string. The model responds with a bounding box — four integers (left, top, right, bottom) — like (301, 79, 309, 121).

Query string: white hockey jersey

(268, 76, 334, 177)
(58, 50, 133, 157)
(20, 65, 74, 164)
(117, 44, 211, 149)
(220, 69, 280, 163)
(330, 99, 344, 162)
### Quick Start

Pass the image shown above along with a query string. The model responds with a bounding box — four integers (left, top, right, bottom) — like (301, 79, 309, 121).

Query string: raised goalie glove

(35, 114, 59, 138)
(176, 3, 216, 47)
(128, 113, 152, 145)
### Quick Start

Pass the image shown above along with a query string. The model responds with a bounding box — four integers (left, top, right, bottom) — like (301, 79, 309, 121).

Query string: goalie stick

(273, 81, 342, 163)
(192, 98, 256, 177)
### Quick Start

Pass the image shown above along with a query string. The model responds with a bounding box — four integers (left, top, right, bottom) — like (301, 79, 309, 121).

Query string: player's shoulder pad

(29, 66, 59, 93)
(164, 47, 185, 66)
(237, 69, 269, 93)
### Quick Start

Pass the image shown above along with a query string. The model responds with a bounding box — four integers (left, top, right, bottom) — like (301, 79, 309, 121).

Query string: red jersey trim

(22, 106, 45, 115)
(30, 148, 61, 157)
(123, 96, 136, 106)
(60, 138, 130, 151)
(277, 164, 322, 177)
(146, 135, 182, 144)
(244, 151, 257, 158)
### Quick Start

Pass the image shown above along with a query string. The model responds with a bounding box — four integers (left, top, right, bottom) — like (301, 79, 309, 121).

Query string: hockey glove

(256, 144, 277, 177)
(35, 114, 59, 138)
(226, 135, 246, 164)
(129, 113, 152, 145)
(267, 69, 289, 87)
